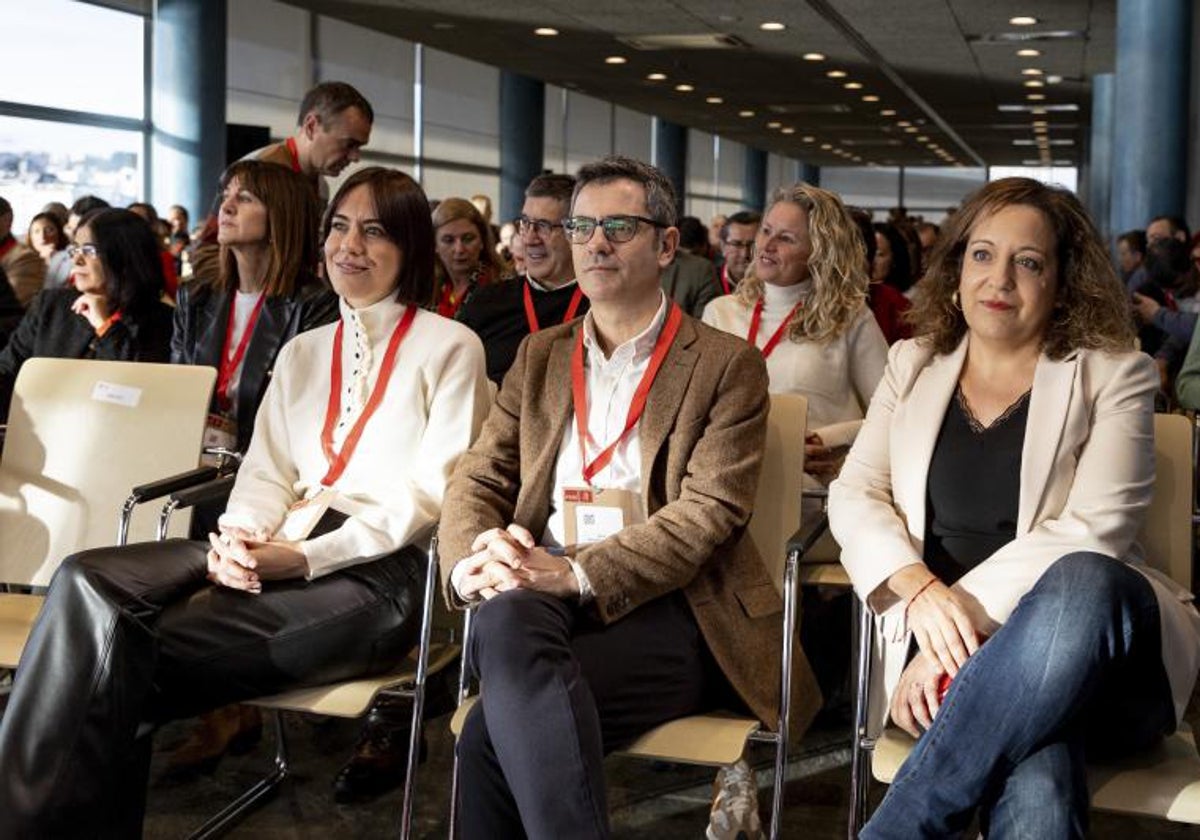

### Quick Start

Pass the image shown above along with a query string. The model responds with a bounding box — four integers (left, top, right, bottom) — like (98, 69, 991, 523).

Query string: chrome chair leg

(188, 710, 290, 840)
(397, 536, 439, 839)
(848, 599, 875, 838)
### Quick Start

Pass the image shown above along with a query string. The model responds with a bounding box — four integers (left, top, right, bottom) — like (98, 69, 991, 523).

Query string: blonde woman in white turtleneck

(0, 167, 490, 837)
(702, 182, 887, 484)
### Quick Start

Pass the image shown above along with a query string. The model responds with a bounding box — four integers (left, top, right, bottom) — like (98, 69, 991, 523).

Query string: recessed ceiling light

(738, 109, 756, 117)
(675, 83, 694, 92)
(781, 127, 796, 134)
(534, 27, 559, 36)
(820, 143, 833, 150)
(1010, 16, 1039, 26)
(1017, 48, 1042, 57)
(861, 95, 880, 103)
(432, 21, 456, 30)
(647, 72, 667, 81)
(767, 121, 782, 128)
(880, 109, 897, 116)
(1032, 119, 1048, 127)
(1030, 107, 1048, 114)
(903, 126, 919, 133)
(803, 52, 825, 61)
(1022, 68, 1044, 76)
(760, 21, 786, 31)
(1024, 80, 1045, 88)
(844, 82, 863, 90)
(916, 135, 929, 141)
(605, 56, 627, 65)
(706, 96, 724, 104)
(1027, 93, 1046, 100)
(1046, 75, 1063, 84)
(826, 70, 848, 79)
(801, 135, 815, 142)
(896, 120, 911, 127)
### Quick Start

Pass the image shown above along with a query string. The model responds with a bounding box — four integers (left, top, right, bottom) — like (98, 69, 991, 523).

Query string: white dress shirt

(222, 289, 263, 419)
(220, 295, 490, 578)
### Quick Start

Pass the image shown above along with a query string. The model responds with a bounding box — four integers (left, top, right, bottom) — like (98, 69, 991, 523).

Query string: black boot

(332, 667, 457, 803)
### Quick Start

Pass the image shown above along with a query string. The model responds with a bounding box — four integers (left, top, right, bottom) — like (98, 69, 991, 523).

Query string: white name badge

(91, 381, 141, 408)
(562, 486, 642, 547)
(275, 487, 336, 542)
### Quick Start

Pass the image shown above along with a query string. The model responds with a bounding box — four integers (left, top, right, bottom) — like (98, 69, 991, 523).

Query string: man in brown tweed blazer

(440, 156, 820, 839)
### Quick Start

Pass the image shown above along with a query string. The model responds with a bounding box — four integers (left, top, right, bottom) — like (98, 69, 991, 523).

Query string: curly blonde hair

(909, 177, 1135, 359)
(736, 182, 869, 344)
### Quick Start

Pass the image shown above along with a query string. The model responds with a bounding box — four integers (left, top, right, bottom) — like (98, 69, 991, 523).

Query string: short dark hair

(1149, 215, 1190, 241)
(218, 160, 321, 297)
(69, 195, 110, 217)
(720, 210, 762, 242)
(77, 208, 165, 313)
(1117, 229, 1147, 256)
(1144, 237, 1192, 289)
(572, 156, 678, 228)
(677, 216, 709, 251)
(525, 173, 575, 207)
(298, 81, 374, 127)
(322, 167, 433, 307)
(126, 202, 159, 223)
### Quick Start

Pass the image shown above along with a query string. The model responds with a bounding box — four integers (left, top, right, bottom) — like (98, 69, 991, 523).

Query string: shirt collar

(582, 291, 668, 366)
(339, 294, 407, 342)
(526, 276, 578, 294)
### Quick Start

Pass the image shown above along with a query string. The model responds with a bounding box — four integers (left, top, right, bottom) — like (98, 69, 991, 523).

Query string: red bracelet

(904, 577, 939, 621)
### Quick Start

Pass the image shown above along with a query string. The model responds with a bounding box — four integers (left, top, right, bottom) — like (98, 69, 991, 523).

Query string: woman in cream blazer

(830, 178, 1200, 837)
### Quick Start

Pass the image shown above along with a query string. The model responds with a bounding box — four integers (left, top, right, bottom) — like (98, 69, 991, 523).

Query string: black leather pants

(0, 539, 423, 838)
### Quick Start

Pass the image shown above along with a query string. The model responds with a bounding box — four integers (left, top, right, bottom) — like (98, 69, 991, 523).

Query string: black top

(924, 387, 1029, 585)
(171, 273, 339, 453)
(456, 275, 590, 384)
(0, 287, 174, 420)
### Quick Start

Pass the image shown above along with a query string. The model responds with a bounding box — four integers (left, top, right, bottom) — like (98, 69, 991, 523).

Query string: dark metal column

(1086, 73, 1115, 239)
(743, 147, 768, 211)
(798, 161, 821, 187)
(652, 118, 688, 214)
(499, 71, 544, 224)
(151, 0, 226, 221)
(1110, 0, 1191, 234)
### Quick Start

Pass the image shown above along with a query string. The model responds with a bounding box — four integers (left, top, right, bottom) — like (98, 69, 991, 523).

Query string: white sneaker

(706, 759, 763, 840)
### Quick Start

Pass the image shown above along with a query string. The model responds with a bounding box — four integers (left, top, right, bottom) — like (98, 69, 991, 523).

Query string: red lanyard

(570, 302, 683, 485)
(747, 297, 803, 359)
(285, 137, 302, 173)
(319, 306, 418, 486)
(719, 265, 732, 296)
(216, 293, 266, 411)
(524, 282, 583, 333)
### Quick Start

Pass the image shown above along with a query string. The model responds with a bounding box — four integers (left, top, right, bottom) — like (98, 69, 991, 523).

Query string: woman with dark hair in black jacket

(171, 159, 338, 455)
(0, 208, 173, 418)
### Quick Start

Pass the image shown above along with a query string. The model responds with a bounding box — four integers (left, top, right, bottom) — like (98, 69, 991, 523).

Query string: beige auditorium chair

(849, 412, 1200, 834)
(449, 393, 827, 840)
(0, 358, 214, 668)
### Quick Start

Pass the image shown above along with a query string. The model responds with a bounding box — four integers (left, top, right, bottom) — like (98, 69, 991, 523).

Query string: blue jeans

(862, 552, 1176, 839)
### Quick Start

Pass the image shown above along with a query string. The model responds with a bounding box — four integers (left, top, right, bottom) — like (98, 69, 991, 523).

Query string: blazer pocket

(735, 583, 782, 619)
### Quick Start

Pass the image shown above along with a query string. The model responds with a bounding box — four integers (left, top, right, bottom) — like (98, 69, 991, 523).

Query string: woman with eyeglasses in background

(0, 207, 173, 419)
(431, 197, 500, 318)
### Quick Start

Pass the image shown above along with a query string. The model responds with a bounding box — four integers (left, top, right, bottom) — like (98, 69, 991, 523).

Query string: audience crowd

(0, 78, 1196, 840)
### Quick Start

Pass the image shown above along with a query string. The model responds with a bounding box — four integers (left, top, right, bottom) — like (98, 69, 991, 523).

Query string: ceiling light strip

(802, 0, 986, 167)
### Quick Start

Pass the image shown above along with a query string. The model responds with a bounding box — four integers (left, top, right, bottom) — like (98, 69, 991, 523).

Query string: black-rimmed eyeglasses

(517, 216, 563, 237)
(562, 215, 666, 245)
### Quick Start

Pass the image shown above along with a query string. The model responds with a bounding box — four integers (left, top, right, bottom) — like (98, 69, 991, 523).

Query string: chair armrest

(170, 475, 237, 511)
(787, 512, 830, 561)
(129, 466, 220, 505)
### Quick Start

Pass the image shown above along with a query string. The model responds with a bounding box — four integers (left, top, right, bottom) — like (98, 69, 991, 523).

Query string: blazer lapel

(638, 317, 699, 505)
(892, 338, 966, 540)
(1017, 352, 1078, 533)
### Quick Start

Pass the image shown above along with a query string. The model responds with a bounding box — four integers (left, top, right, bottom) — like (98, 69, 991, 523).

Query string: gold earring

(951, 290, 961, 309)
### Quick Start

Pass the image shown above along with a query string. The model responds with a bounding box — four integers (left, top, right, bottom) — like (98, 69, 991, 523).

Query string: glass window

(989, 165, 1079, 193)
(0, 116, 143, 235)
(1, 0, 145, 120)
(821, 167, 901, 211)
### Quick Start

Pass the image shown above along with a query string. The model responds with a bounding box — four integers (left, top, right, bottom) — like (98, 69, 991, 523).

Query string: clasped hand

(206, 527, 308, 594)
(456, 524, 578, 601)
(71, 293, 111, 331)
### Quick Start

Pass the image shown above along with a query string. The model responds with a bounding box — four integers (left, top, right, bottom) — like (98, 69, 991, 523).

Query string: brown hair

(217, 160, 320, 297)
(431, 197, 498, 302)
(322, 167, 435, 307)
(909, 177, 1135, 359)
(26, 212, 68, 251)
